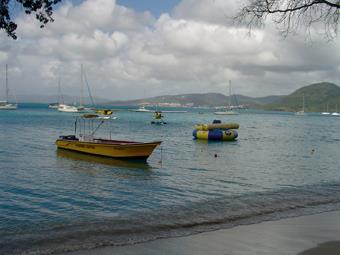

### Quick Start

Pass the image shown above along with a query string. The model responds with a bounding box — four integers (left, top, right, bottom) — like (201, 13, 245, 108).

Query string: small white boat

(331, 104, 340, 116)
(295, 94, 306, 116)
(0, 65, 17, 110)
(295, 111, 305, 116)
(48, 103, 59, 109)
(132, 106, 151, 112)
(214, 80, 239, 115)
(58, 104, 79, 113)
(0, 101, 17, 110)
(56, 65, 94, 113)
(321, 103, 330, 115)
(214, 111, 239, 115)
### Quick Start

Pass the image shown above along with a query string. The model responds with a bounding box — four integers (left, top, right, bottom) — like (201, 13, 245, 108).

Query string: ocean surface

(1, 104, 340, 254)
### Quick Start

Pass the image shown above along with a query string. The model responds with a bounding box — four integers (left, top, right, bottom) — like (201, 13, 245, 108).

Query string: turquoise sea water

(1, 104, 340, 254)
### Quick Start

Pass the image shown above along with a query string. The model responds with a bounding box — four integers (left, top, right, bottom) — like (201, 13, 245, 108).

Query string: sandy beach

(63, 210, 340, 255)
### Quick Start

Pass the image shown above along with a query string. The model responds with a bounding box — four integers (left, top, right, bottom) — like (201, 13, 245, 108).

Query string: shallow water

(1, 104, 340, 254)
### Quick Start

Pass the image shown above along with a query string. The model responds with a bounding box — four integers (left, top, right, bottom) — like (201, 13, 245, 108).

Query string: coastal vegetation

(105, 93, 283, 108)
(265, 82, 340, 112)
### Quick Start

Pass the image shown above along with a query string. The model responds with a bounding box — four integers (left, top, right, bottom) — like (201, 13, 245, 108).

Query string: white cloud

(173, 0, 244, 25)
(0, 0, 340, 100)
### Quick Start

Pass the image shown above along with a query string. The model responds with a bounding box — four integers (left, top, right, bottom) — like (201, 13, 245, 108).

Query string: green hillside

(265, 82, 340, 112)
(106, 93, 283, 107)
(105, 82, 340, 111)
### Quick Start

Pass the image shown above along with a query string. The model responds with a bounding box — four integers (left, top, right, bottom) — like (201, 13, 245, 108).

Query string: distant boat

(321, 103, 330, 115)
(215, 110, 239, 115)
(48, 103, 59, 109)
(0, 64, 17, 110)
(151, 111, 167, 125)
(57, 65, 91, 113)
(49, 74, 64, 109)
(58, 104, 79, 113)
(295, 94, 306, 116)
(132, 106, 152, 112)
(331, 104, 340, 116)
(214, 80, 239, 115)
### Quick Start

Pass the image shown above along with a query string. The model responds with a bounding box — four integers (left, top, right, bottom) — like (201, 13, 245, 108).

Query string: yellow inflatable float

(194, 123, 239, 131)
(193, 120, 239, 141)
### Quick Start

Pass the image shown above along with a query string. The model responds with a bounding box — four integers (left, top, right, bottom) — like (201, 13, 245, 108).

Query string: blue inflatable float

(193, 120, 239, 141)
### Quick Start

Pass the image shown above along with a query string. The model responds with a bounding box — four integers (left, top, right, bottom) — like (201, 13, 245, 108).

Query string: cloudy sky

(1, 0, 340, 100)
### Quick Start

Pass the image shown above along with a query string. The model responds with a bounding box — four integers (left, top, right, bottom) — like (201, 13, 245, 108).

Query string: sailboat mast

(228, 80, 232, 108)
(83, 70, 95, 107)
(5, 64, 9, 102)
(58, 74, 64, 104)
(80, 64, 84, 106)
(302, 93, 305, 112)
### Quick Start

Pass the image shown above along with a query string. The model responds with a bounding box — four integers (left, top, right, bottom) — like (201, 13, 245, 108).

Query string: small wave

(2, 182, 340, 255)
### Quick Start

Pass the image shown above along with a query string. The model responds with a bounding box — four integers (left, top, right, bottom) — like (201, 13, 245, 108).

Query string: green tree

(236, 0, 340, 39)
(0, 0, 61, 39)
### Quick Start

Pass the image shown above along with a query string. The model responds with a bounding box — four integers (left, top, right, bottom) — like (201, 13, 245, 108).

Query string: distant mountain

(106, 93, 283, 107)
(265, 82, 340, 112)
(20, 82, 339, 111)
(16, 95, 110, 105)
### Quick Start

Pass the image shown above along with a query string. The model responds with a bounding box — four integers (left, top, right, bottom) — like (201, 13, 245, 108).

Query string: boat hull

(214, 111, 238, 115)
(58, 104, 79, 113)
(0, 103, 17, 110)
(56, 139, 161, 159)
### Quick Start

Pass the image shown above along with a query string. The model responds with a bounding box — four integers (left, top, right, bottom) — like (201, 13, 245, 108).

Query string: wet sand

(64, 210, 340, 255)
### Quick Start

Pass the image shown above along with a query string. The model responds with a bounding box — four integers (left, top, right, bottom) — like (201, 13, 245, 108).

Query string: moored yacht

(58, 104, 79, 113)
(214, 81, 239, 115)
(0, 65, 17, 110)
(132, 106, 151, 112)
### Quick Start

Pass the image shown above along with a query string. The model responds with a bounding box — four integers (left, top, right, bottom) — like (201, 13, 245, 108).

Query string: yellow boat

(56, 114, 161, 160)
(56, 138, 161, 159)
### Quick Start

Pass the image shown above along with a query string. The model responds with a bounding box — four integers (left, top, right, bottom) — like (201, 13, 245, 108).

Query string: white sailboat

(214, 80, 239, 115)
(58, 103, 79, 112)
(132, 105, 152, 112)
(331, 104, 340, 116)
(58, 76, 79, 113)
(0, 64, 17, 110)
(321, 103, 330, 115)
(295, 94, 306, 116)
(49, 74, 64, 109)
(58, 65, 89, 113)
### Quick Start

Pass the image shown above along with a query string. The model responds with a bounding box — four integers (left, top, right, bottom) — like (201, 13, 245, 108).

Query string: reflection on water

(56, 149, 151, 171)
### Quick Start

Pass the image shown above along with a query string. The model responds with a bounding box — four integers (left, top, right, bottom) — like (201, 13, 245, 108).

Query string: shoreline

(63, 210, 340, 255)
